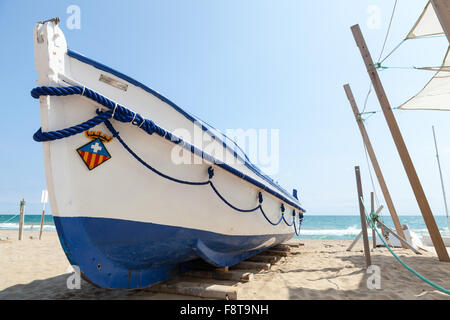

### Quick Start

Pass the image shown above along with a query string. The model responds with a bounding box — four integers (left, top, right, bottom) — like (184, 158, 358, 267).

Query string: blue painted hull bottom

(53, 216, 293, 289)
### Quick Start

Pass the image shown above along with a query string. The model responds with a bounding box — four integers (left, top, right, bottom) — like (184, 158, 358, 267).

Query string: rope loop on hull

(31, 85, 304, 234)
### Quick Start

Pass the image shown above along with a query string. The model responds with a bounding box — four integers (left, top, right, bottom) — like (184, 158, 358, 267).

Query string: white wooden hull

(33, 19, 304, 288)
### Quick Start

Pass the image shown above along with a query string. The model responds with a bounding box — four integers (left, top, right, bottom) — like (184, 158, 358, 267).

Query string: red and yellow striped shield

(77, 138, 111, 170)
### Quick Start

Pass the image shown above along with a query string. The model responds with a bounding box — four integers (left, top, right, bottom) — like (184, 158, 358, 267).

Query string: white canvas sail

(398, 46, 450, 111)
(398, 1, 450, 111)
(406, 1, 444, 39)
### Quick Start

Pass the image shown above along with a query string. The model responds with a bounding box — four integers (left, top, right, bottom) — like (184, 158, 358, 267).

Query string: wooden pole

(431, 0, 450, 43)
(18, 199, 25, 240)
(351, 24, 450, 262)
(344, 84, 407, 249)
(39, 208, 45, 240)
(39, 190, 48, 240)
(347, 204, 386, 251)
(376, 220, 421, 255)
(346, 231, 363, 252)
(355, 166, 371, 267)
(371, 192, 377, 248)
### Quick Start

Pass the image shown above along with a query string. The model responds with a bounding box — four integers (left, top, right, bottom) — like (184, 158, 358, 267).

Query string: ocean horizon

(1, 214, 448, 241)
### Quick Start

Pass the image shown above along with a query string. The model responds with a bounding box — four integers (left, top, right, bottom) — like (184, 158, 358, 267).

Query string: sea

(296, 215, 449, 240)
(0, 214, 449, 241)
(0, 214, 56, 232)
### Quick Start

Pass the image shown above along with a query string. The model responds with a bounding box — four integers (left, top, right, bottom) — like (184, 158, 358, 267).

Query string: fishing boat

(32, 18, 305, 289)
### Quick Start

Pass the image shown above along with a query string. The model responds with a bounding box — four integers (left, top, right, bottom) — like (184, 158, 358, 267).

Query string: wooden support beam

(259, 250, 290, 257)
(355, 166, 372, 267)
(376, 220, 421, 255)
(231, 261, 271, 271)
(149, 281, 240, 300)
(431, 0, 450, 43)
(347, 231, 363, 252)
(351, 24, 450, 262)
(271, 244, 292, 252)
(247, 255, 279, 263)
(184, 270, 254, 282)
(344, 84, 407, 249)
(217, 266, 229, 272)
(282, 241, 304, 249)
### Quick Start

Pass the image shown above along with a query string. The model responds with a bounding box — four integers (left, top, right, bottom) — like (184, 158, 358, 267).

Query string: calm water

(1, 214, 449, 240)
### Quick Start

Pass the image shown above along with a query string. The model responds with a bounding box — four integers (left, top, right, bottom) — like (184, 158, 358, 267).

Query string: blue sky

(0, 0, 449, 216)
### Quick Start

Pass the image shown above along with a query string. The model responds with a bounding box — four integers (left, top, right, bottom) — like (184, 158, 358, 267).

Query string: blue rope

(104, 120, 210, 186)
(258, 206, 284, 226)
(208, 182, 260, 213)
(282, 209, 295, 227)
(31, 86, 166, 139)
(293, 215, 303, 236)
(31, 85, 306, 232)
(33, 110, 113, 142)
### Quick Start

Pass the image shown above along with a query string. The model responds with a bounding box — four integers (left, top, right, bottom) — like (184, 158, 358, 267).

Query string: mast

(432, 126, 450, 230)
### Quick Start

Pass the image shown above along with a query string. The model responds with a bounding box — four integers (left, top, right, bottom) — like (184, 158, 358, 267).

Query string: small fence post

(18, 199, 25, 240)
(355, 167, 371, 267)
(371, 192, 376, 248)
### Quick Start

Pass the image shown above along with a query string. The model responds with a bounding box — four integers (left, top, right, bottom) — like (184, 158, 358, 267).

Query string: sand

(0, 230, 449, 300)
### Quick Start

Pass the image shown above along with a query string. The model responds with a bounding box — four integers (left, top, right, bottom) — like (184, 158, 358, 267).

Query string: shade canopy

(406, 1, 444, 39)
(399, 47, 450, 111)
(398, 1, 450, 111)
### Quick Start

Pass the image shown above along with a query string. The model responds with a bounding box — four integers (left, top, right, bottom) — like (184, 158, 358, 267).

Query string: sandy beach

(0, 230, 449, 300)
